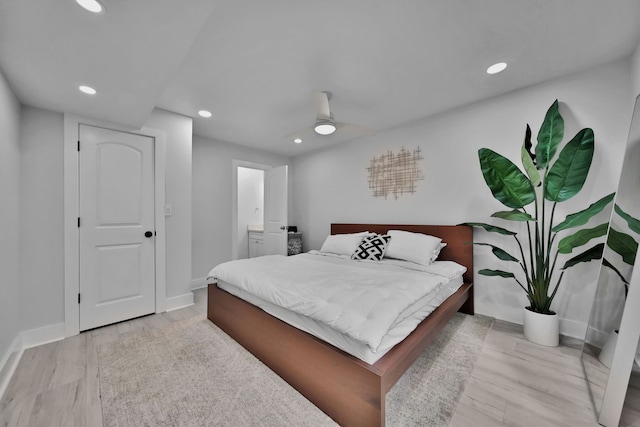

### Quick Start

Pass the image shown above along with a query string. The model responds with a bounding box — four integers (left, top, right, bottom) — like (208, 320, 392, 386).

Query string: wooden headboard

(331, 223, 473, 284)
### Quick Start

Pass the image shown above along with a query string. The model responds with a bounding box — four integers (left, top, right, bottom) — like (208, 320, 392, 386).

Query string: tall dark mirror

(581, 94, 640, 426)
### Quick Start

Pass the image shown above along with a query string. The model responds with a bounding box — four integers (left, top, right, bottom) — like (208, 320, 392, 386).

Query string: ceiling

(1, 1, 640, 156)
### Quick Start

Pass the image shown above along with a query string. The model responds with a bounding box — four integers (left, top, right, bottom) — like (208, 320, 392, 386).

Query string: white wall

(632, 40, 640, 98)
(143, 109, 193, 299)
(0, 68, 21, 365)
(291, 60, 633, 337)
(19, 107, 64, 331)
(237, 167, 264, 259)
(192, 135, 290, 281)
(7, 107, 192, 337)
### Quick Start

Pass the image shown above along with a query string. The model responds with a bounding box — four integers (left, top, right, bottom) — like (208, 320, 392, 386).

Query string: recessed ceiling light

(75, 0, 104, 13)
(487, 62, 508, 75)
(79, 85, 97, 95)
(198, 110, 212, 118)
(294, 138, 302, 144)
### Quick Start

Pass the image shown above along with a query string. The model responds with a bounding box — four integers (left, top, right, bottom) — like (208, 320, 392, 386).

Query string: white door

(79, 125, 156, 331)
(263, 165, 288, 256)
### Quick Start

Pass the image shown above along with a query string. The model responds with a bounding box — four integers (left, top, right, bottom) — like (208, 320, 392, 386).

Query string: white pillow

(431, 243, 447, 263)
(319, 232, 372, 256)
(384, 230, 443, 265)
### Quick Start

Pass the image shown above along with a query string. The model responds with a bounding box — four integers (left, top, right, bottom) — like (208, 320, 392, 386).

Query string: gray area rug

(98, 313, 493, 427)
(387, 313, 493, 426)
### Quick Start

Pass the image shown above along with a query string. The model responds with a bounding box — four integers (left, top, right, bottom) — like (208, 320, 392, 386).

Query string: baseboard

(477, 303, 587, 342)
(0, 322, 65, 402)
(0, 333, 24, 402)
(585, 326, 612, 349)
(21, 322, 65, 349)
(190, 277, 209, 290)
(165, 292, 194, 312)
(476, 303, 522, 326)
(559, 318, 587, 341)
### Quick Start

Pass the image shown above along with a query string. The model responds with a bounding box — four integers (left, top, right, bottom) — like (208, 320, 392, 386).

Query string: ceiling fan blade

(312, 91, 332, 119)
(335, 122, 375, 136)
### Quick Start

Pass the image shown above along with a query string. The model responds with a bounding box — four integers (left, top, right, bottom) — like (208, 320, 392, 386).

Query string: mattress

(209, 252, 465, 364)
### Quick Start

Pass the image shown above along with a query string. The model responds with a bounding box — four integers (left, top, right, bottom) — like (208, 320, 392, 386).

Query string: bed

(207, 224, 473, 427)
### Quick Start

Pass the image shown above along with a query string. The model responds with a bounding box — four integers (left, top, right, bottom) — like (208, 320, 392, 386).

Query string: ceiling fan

(285, 91, 374, 139)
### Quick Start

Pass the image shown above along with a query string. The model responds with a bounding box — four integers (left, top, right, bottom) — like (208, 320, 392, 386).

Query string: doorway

(237, 166, 264, 259)
(64, 116, 167, 337)
(78, 125, 156, 331)
(231, 161, 288, 260)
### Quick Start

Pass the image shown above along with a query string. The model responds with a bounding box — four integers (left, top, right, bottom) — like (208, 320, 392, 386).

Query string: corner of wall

(0, 65, 22, 396)
(0, 322, 65, 402)
(0, 334, 23, 402)
(165, 293, 195, 311)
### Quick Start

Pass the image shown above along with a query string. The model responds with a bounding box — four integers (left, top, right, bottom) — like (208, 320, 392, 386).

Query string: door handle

(280, 226, 287, 230)
(145, 231, 153, 238)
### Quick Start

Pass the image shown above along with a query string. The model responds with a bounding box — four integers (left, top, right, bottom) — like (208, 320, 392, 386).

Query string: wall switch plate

(164, 205, 172, 216)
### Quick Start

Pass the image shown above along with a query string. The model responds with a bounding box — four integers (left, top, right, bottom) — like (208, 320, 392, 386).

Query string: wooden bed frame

(207, 224, 473, 427)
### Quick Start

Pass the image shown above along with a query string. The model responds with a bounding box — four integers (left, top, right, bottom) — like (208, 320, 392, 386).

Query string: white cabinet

(248, 231, 264, 258)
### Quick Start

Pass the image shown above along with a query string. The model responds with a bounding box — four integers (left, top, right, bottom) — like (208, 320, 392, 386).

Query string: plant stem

(546, 202, 557, 284)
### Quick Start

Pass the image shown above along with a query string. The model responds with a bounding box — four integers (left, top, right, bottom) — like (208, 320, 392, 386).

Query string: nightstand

(287, 232, 303, 256)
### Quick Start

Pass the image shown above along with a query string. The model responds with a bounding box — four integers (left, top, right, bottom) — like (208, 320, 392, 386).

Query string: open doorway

(231, 160, 270, 260)
(231, 160, 289, 260)
(237, 166, 264, 259)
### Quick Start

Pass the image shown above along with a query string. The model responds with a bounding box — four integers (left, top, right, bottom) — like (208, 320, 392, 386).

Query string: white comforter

(208, 253, 466, 352)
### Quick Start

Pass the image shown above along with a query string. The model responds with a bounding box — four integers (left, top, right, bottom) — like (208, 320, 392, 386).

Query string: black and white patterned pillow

(351, 234, 391, 261)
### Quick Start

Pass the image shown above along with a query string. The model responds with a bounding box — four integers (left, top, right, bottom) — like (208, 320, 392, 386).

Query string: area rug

(97, 313, 493, 427)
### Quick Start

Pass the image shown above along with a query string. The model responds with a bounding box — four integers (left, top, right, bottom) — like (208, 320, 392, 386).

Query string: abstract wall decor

(367, 146, 424, 200)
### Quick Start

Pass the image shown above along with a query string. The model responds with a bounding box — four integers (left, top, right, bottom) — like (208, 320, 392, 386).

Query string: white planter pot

(523, 307, 559, 347)
(598, 330, 619, 368)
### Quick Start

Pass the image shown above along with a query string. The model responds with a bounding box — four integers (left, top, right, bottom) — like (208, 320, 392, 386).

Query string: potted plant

(465, 100, 614, 346)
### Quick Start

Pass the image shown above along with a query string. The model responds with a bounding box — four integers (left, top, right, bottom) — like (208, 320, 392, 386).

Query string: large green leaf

(521, 125, 541, 186)
(561, 243, 604, 269)
(460, 222, 517, 235)
(478, 148, 536, 209)
(479, 269, 516, 278)
(535, 100, 564, 170)
(474, 243, 519, 262)
(607, 227, 639, 265)
(557, 223, 608, 254)
(552, 192, 615, 232)
(491, 210, 534, 221)
(544, 128, 594, 202)
(615, 204, 640, 235)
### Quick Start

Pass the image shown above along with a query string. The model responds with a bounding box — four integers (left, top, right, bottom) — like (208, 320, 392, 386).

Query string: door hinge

(77, 217, 80, 228)
(77, 140, 80, 152)
(78, 293, 81, 304)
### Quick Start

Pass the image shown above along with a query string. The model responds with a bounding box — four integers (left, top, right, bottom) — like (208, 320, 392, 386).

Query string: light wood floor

(0, 288, 605, 426)
(449, 321, 599, 427)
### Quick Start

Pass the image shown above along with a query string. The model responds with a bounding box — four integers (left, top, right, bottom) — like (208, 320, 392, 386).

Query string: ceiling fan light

(314, 120, 336, 135)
